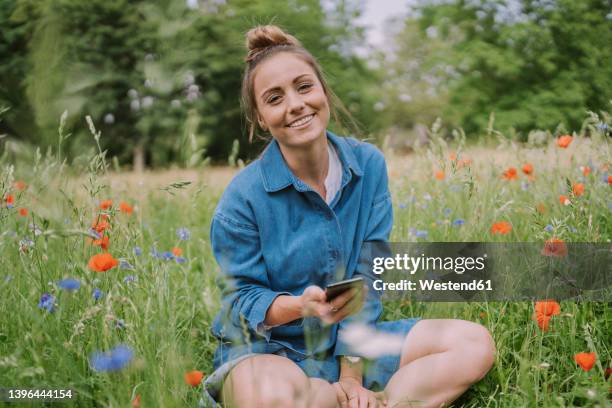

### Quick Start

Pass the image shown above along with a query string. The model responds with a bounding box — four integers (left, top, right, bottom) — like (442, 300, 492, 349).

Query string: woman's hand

(299, 285, 366, 324)
(333, 377, 387, 408)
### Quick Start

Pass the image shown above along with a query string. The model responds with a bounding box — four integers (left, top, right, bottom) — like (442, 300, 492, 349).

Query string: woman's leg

(221, 354, 338, 408)
(384, 319, 495, 408)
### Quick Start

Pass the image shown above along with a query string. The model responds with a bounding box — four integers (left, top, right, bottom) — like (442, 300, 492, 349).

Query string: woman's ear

(257, 113, 268, 132)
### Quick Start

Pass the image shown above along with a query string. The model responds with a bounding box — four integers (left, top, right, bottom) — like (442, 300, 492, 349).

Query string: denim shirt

(210, 131, 392, 368)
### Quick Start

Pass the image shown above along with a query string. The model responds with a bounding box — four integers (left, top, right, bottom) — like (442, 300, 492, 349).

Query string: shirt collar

(259, 130, 363, 193)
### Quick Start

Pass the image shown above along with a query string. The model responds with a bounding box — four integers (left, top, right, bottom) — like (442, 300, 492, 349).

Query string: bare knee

(308, 378, 337, 408)
(457, 322, 496, 383)
(222, 354, 309, 408)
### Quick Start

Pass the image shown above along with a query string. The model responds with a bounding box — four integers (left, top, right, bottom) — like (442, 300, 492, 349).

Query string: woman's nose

(286, 91, 305, 114)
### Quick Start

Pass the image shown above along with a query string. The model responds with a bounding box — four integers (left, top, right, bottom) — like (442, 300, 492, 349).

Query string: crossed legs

(384, 319, 496, 408)
(221, 354, 337, 408)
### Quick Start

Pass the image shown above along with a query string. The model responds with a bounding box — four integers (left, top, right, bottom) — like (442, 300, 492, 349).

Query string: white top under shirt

(324, 142, 342, 205)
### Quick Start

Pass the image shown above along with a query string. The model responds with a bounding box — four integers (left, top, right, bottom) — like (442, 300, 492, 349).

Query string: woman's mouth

(287, 113, 315, 128)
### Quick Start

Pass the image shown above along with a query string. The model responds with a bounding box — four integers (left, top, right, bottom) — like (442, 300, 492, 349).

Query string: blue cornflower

(398, 203, 407, 209)
(521, 182, 529, 191)
(133, 246, 142, 256)
(544, 225, 554, 232)
(123, 275, 136, 284)
(602, 172, 609, 184)
(413, 229, 428, 238)
(38, 293, 55, 313)
(119, 260, 134, 270)
(452, 219, 465, 226)
(160, 251, 174, 261)
(58, 278, 80, 291)
(149, 248, 161, 258)
(177, 227, 191, 241)
(89, 344, 134, 372)
(92, 288, 103, 301)
(175, 256, 186, 264)
(597, 123, 609, 132)
(89, 229, 101, 240)
(443, 208, 452, 216)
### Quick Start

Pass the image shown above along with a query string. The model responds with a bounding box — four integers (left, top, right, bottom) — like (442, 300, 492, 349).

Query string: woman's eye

(267, 95, 281, 104)
(298, 83, 313, 92)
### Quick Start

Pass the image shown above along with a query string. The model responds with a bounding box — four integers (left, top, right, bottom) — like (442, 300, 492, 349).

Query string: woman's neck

(279, 135, 329, 197)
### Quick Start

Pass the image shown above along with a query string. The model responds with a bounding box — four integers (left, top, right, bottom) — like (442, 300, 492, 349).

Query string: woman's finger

(368, 392, 378, 408)
(333, 383, 349, 408)
(358, 388, 369, 408)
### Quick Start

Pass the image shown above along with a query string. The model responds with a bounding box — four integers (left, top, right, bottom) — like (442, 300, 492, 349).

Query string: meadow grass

(0, 117, 610, 407)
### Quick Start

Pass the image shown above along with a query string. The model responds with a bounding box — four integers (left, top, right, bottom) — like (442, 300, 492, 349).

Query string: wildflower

(18, 208, 28, 217)
(99, 200, 113, 210)
(534, 300, 561, 317)
(175, 256, 186, 264)
(452, 219, 465, 226)
(533, 313, 551, 331)
(398, 203, 407, 209)
(19, 239, 34, 253)
(502, 167, 518, 180)
(177, 228, 191, 241)
(542, 238, 568, 257)
(521, 181, 529, 191)
(89, 344, 134, 372)
(160, 251, 174, 261)
(4, 194, 14, 208)
(92, 219, 110, 235)
(490, 221, 512, 235)
(559, 195, 571, 206)
(572, 183, 585, 197)
(133, 246, 142, 256)
(580, 166, 591, 176)
(172, 247, 183, 257)
(123, 275, 136, 284)
(574, 352, 596, 371)
(608, 174, 612, 185)
(38, 293, 55, 313)
(119, 201, 133, 215)
(184, 370, 205, 387)
(92, 288, 103, 301)
(58, 278, 81, 291)
(449, 152, 457, 162)
(459, 158, 472, 168)
(412, 229, 428, 239)
(443, 208, 452, 216)
(544, 225, 553, 232)
(556, 135, 573, 148)
(88, 253, 119, 272)
(132, 394, 141, 408)
(536, 203, 546, 214)
(14, 180, 27, 191)
(119, 260, 134, 270)
(91, 235, 110, 251)
(115, 319, 125, 329)
(434, 170, 445, 181)
(522, 163, 533, 175)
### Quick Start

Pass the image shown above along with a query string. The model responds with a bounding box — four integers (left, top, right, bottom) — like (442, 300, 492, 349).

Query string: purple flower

(544, 225, 554, 232)
(123, 275, 136, 284)
(119, 260, 133, 270)
(521, 182, 529, 191)
(92, 288, 103, 301)
(160, 251, 174, 261)
(133, 246, 142, 256)
(443, 208, 452, 216)
(175, 256, 186, 264)
(452, 219, 465, 226)
(415, 230, 428, 238)
(398, 203, 407, 209)
(89, 344, 134, 372)
(58, 278, 80, 291)
(177, 227, 191, 241)
(38, 293, 55, 313)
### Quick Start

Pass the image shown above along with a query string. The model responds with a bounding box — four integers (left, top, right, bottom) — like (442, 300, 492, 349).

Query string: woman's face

(252, 52, 330, 150)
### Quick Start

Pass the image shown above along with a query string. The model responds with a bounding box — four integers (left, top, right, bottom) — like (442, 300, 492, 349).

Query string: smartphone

(325, 277, 365, 301)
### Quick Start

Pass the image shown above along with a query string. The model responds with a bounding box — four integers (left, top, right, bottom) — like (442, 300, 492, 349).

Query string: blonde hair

(241, 25, 353, 142)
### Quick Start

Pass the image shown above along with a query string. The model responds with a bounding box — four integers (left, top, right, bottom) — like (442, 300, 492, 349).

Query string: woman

(203, 25, 495, 408)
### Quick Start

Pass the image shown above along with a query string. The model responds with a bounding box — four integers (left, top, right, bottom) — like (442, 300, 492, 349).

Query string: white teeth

(288, 114, 314, 128)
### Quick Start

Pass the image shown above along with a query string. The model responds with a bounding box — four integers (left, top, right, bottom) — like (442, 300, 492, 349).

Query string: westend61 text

(373, 279, 493, 291)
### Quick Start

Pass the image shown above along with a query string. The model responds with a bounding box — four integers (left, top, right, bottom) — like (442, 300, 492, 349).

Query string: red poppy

(4, 194, 14, 207)
(542, 239, 568, 258)
(522, 163, 533, 175)
(88, 253, 119, 272)
(608, 175, 612, 185)
(14, 180, 27, 191)
(131, 394, 141, 408)
(99, 200, 113, 210)
(18, 208, 28, 217)
(502, 167, 518, 180)
(491, 221, 512, 235)
(580, 166, 591, 176)
(459, 158, 472, 168)
(92, 218, 110, 235)
(434, 170, 445, 180)
(172, 247, 183, 257)
(449, 152, 457, 162)
(119, 201, 133, 215)
(532, 313, 551, 332)
(559, 195, 570, 206)
(184, 370, 204, 387)
(556, 135, 573, 148)
(574, 352, 596, 371)
(534, 300, 561, 316)
(92, 235, 110, 251)
(572, 183, 584, 197)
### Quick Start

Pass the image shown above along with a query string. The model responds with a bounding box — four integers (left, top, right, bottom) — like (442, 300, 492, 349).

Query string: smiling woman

(203, 25, 495, 408)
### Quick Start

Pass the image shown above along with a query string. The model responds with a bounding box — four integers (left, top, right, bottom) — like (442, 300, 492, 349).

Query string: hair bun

(245, 25, 302, 63)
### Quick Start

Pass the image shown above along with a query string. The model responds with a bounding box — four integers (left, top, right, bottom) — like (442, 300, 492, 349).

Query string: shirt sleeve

(333, 151, 393, 358)
(211, 212, 292, 342)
